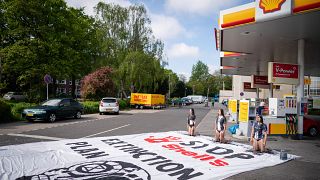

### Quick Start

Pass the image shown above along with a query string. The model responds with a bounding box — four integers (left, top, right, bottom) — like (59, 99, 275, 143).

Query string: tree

(117, 51, 163, 95)
(94, 3, 164, 68)
(188, 60, 210, 95)
(172, 80, 187, 98)
(94, 3, 166, 96)
(80, 67, 114, 100)
(0, 0, 96, 100)
(189, 60, 210, 82)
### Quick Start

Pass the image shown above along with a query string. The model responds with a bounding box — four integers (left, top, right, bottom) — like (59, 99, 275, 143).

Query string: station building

(215, 0, 320, 138)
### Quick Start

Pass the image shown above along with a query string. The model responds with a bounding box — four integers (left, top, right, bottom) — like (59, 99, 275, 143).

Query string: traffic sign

(44, 74, 52, 84)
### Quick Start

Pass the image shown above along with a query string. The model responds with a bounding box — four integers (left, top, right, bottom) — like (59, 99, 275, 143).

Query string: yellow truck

(130, 93, 166, 109)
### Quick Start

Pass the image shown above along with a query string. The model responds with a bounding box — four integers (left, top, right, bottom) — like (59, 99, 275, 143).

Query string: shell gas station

(215, 0, 320, 139)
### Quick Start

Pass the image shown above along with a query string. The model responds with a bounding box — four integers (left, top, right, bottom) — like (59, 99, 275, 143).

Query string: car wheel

(48, 113, 56, 123)
(115, 111, 119, 115)
(309, 127, 318, 137)
(27, 119, 34, 122)
(99, 112, 103, 115)
(75, 111, 81, 119)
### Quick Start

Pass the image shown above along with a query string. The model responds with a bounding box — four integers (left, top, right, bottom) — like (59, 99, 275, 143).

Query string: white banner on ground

(0, 131, 296, 180)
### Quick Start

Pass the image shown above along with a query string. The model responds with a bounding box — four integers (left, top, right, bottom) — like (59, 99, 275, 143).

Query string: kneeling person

(250, 115, 267, 153)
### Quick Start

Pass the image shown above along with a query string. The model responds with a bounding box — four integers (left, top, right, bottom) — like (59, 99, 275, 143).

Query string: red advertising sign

(273, 63, 298, 79)
(268, 62, 299, 85)
(251, 75, 269, 89)
(243, 82, 256, 92)
(254, 75, 268, 85)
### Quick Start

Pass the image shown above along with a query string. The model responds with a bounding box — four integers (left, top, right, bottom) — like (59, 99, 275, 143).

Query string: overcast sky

(65, 0, 253, 80)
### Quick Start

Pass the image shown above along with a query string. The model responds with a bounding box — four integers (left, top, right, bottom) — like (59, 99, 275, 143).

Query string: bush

(11, 102, 34, 120)
(82, 101, 99, 114)
(0, 100, 13, 123)
(81, 67, 115, 100)
(119, 99, 129, 110)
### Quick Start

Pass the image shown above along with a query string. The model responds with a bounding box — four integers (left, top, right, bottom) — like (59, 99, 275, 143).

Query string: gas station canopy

(217, 0, 320, 77)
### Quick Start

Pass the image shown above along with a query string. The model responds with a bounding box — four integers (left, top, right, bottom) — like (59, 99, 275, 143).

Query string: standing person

(187, 108, 196, 136)
(215, 109, 227, 143)
(250, 115, 268, 153)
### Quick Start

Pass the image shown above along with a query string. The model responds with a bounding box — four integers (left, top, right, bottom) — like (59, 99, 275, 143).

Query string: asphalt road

(0, 104, 210, 146)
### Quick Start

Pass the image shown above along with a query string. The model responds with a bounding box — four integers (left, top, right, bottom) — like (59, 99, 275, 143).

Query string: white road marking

(7, 133, 66, 141)
(83, 124, 131, 138)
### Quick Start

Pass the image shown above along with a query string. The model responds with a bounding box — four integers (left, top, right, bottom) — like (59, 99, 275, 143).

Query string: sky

(65, 0, 253, 80)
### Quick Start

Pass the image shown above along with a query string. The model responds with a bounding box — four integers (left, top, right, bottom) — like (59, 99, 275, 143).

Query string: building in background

(56, 79, 81, 97)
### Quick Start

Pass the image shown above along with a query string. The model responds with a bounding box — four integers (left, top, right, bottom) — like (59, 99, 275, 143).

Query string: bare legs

(188, 126, 195, 136)
(252, 139, 266, 153)
(215, 130, 225, 143)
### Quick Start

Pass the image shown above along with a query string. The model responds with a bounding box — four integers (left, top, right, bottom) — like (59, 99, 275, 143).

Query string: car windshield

(6, 92, 13, 95)
(42, 99, 61, 106)
(102, 99, 116, 103)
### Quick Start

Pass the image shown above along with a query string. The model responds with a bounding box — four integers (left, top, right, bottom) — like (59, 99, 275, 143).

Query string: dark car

(22, 98, 84, 123)
(303, 115, 320, 137)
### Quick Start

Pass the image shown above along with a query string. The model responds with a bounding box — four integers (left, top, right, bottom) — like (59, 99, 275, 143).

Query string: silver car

(3, 92, 26, 101)
(99, 97, 119, 115)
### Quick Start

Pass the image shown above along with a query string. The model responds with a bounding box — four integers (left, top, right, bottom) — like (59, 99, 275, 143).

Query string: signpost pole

(44, 74, 52, 101)
(47, 83, 49, 100)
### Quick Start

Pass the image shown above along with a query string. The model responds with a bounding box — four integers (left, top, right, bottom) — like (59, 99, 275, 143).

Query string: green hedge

(10, 102, 34, 120)
(0, 101, 35, 122)
(119, 99, 130, 110)
(0, 100, 13, 123)
(81, 101, 99, 114)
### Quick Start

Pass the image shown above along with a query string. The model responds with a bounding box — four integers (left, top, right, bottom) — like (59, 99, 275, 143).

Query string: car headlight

(34, 110, 47, 114)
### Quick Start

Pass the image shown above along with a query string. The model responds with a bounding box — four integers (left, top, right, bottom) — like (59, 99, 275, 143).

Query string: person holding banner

(187, 108, 196, 136)
(215, 109, 227, 143)
(250, 115, 268, 153)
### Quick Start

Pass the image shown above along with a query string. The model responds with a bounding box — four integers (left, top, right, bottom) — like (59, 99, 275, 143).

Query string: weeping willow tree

(94, 3, 166, 97)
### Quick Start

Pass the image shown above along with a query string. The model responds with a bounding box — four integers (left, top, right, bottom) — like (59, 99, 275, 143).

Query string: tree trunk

(120, 80, 127, 99)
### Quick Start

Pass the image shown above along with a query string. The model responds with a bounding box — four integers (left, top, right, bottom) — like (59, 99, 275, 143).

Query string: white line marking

(83, 124, 131, 138)
(7, 133, 66, 141)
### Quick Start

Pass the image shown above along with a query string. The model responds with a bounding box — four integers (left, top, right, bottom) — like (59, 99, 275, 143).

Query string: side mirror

(59, 104, 64, 107)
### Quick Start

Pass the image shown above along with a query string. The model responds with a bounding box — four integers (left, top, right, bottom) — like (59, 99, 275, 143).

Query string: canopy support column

(297, 39, 305, 140)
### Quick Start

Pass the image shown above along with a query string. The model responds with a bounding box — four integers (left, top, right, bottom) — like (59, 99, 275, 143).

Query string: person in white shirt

(215, 109, 227, 143)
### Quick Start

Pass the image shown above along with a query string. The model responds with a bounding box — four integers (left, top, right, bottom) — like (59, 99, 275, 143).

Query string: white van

(187, 95, 205, 104)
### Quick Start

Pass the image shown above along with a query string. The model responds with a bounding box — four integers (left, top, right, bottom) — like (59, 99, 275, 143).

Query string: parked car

(22, 98, 83, 123)
(3, 92, 26, 101)
(303, 115, 320, 137)
(181, 97, 192, 105)
(99, 97, 119, 115)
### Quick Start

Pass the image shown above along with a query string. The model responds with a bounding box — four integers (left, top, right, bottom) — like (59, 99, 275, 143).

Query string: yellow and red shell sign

(259, 0, 286, 13)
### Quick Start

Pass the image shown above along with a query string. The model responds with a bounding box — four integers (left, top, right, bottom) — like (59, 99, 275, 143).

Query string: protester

(250, 115, 268, 153)
(187, 108, 196, 136)
(215, 109, 227, 143)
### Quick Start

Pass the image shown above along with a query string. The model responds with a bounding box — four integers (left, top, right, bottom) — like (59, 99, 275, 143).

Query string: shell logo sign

(259, 0, 286, 13)
(256, 0, 291, 22)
